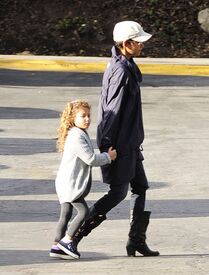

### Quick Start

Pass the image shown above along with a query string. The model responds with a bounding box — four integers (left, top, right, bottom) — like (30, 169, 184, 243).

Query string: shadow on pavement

(1, 249, 209, 266)
(0, 107, 59, 119)
(0, 138, 99, 155)
(0, 179, 110, 196)
(0, 250, 108, 266)
(0, 164, 10, 170)
(0, 178, 168, 196)
(0, 138, 56, 155)
(1, 199, 209, 222)
(158, 254, 209, 258)
(0, 69, 208, 87)
(0, 179, 56, 196)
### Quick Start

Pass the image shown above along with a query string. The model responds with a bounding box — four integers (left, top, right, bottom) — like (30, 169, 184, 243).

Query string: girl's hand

(108, 147, 117, 160)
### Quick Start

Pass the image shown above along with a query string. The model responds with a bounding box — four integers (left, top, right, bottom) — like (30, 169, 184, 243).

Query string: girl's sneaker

(49, 246, 73, 260)
(57, 240, 80, 259)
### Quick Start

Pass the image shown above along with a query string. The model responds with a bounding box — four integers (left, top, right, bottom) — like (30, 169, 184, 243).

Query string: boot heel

(126, 244, 136, 257)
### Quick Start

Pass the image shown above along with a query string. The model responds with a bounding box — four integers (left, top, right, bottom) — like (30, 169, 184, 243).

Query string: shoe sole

(49, 252, 74, 260)
(57, 243, 80, 259)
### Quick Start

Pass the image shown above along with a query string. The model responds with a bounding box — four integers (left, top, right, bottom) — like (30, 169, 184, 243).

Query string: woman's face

(126, 40, 144, 57)
(74, 107, 91, 130)
(120, 40, 144, 59)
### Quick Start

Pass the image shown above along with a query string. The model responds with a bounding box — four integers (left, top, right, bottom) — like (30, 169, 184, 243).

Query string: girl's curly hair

(57, 100, 91, 152)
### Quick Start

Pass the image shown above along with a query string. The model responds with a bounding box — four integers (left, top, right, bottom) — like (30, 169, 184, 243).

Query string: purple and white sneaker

(57, 240, 80, 259)
(49, 246, 73, 260)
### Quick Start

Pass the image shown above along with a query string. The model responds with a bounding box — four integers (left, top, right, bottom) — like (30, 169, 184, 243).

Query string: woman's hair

(57, 100, 91, 152)
(115, 41, 123, 49)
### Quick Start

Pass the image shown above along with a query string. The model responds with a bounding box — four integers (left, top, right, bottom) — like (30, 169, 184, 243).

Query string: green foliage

(0, 0, 208, 57)
(149, 0, 160, 4)
(55, 17, 80, 31)
(55, 18, 72, 31)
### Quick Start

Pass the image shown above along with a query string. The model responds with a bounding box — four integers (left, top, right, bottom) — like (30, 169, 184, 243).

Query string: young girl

(50, 100, 116, 260)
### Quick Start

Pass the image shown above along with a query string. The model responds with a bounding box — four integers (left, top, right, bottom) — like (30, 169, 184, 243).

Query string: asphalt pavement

(0, 56, 209, 274)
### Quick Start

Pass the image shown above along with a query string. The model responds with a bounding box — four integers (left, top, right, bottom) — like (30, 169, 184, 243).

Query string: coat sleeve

(97, 67, 128, 149)
(74, 133, 111, 167)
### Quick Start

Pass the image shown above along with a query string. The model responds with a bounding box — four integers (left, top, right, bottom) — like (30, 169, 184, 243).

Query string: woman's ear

(123, 40, 131, 48)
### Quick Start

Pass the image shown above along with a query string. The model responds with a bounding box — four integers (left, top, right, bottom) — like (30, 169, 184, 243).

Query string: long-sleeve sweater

(55, 127, 111, 203)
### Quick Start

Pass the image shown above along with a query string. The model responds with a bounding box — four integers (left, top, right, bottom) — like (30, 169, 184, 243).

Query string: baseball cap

(113, 21, 152, 43)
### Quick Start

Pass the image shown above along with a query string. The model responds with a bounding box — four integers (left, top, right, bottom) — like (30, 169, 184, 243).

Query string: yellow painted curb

(0, 58, 209, 76)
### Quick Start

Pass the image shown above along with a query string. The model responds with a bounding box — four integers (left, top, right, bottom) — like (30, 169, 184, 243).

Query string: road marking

(0, 58, 208, 76)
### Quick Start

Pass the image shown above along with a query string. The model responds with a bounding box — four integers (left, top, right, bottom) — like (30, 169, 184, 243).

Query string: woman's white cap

(113, 21, 152, 43)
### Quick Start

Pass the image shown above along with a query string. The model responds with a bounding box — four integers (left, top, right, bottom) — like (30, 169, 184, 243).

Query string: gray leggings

(54, 197, 89, 242)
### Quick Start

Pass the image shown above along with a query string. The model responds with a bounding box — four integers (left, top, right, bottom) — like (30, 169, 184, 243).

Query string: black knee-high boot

(126, 211, 159, 257)
(74, 207, 106, 245)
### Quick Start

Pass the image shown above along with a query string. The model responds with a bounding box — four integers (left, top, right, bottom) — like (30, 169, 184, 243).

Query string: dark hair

(115, 41, 123, 49)
(115, 39, 134, 49)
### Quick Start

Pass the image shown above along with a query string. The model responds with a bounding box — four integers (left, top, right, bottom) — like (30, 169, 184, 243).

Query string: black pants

(94, 160, 148, 216)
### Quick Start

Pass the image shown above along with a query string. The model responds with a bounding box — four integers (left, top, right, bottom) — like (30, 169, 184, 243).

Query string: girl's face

(74, 107, 91, 130)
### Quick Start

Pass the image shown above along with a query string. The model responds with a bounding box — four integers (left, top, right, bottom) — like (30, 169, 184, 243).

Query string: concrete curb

(0, 55, 209, 76)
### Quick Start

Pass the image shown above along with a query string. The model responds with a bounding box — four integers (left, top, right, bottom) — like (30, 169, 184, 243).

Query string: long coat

(55, 127, 111, 203)
(97, 46, 148, 189)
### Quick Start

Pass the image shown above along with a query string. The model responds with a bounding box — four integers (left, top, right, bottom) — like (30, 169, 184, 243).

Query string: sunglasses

(128, 39, 143, 45)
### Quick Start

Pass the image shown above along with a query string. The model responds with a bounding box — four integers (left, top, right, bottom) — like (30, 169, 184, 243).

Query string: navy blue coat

(97, 46, 148, 188)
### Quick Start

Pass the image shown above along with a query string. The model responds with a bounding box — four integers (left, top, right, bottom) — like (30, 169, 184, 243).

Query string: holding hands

(108, 146, 117, 161)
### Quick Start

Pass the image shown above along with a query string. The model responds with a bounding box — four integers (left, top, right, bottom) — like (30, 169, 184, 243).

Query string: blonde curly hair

(57, 100, 91, 152)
